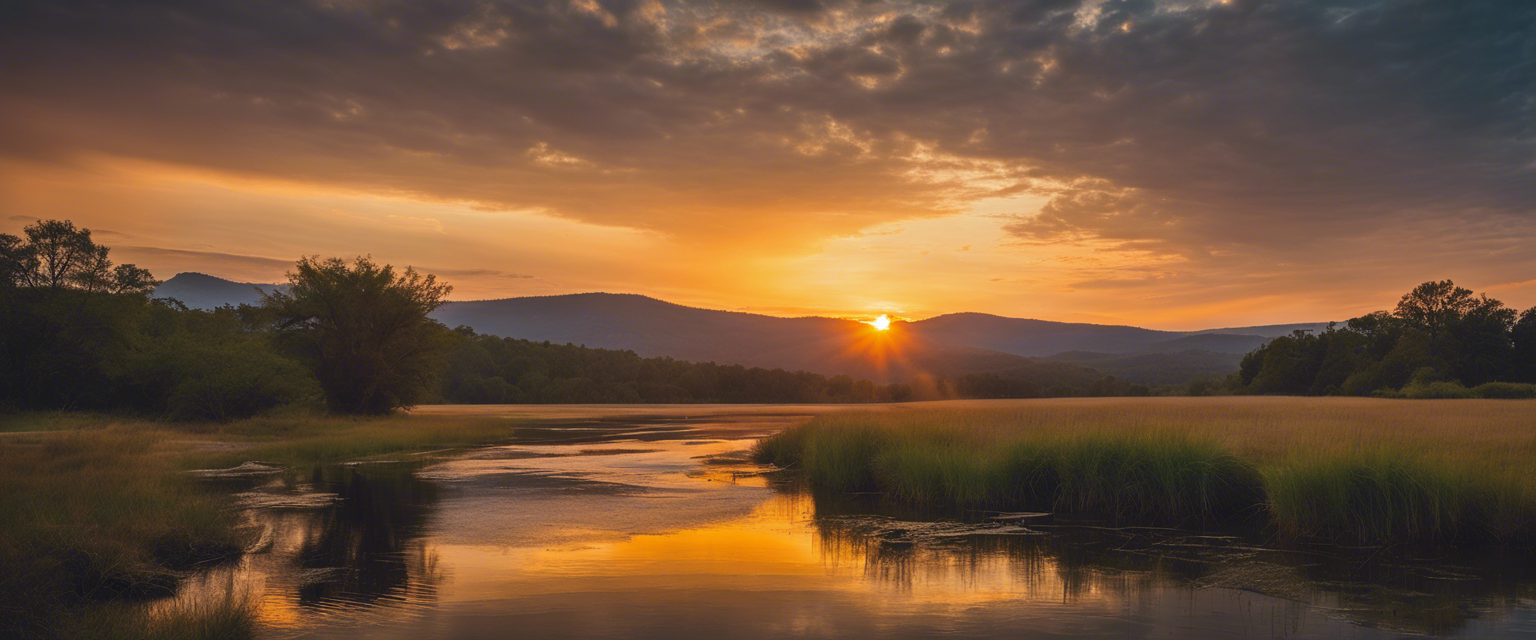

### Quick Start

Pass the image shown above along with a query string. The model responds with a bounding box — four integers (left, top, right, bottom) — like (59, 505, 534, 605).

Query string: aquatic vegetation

(0, 431, 246, 638)
(0, 411, 521, 639)
(1262, 451, 1467, 541)
(52, 594, 255, 640)
(760, 419, 1261, 526)
(754, 398, 1536, 543)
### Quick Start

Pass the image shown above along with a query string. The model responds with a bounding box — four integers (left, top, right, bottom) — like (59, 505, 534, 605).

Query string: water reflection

(293, 464, 441, 611)
(165, 413, 1536, 639)
(809, 503, 1536, 637)
(158, 462, 444, 636)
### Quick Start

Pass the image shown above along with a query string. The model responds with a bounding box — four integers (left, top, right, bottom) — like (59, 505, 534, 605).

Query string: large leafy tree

(1512, 307, 1536, 383)
(1240, 279, 1524, 395)
(1391, 279, 1515, 385)
(0, 219, 163, 408)
(0, 233, 32, 288)
(263, 256, 453, 414)
(0, 219, 157, 293)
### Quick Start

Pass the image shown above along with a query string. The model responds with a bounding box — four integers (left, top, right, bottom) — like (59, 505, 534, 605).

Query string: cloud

(116, 246, 295, 275)
(120, 246, 291, 266)
(429, 267, 534, 279)
(2, 0, 1533, 320)
(0, 0, 987, 252)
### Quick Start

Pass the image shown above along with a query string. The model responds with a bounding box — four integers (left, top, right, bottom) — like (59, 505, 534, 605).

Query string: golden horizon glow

(869, 314, 892, 331)
(6, 155, 1531, 330)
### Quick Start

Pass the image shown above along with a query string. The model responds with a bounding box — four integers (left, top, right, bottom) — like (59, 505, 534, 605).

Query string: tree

(0, 219, 159, 293)
(1393, 279, 1477, 340)
(1444, 294, 1516, 385)
(1391, 280, 1513, 384)
(23, 219, 103, 289)
(262, 256, 453, 414)
(0, 233, 33, 288)
(1513, 307, 1536, 383)
(1239, 279, 1526, 396)
(109, 264, 160, 295)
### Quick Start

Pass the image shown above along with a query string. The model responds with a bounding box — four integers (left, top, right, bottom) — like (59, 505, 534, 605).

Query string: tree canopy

(262, 256, 453, 414)
(1, 219, 157, 293)
(0, 220, 314, 418)
(437, 327, 1146, 404)
(1236, 280, 1534, 397)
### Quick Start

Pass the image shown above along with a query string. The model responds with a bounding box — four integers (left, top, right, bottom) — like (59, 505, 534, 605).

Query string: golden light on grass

(751, 397, 1536, 543)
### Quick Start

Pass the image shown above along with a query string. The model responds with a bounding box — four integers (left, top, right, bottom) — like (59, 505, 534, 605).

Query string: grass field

(0, 411, 526, 640)
(753, 397, 1536, 544)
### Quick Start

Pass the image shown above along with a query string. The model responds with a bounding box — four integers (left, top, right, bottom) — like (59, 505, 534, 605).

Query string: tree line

(441, 328, 1149, 405)
(1233, 280, 1536, 398)
(1, 219, 1143, 419)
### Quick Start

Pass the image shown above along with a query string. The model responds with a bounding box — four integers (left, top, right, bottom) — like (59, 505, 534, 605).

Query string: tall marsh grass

(53, 593, 255, 640)
(762, 420, 1261, 525)
(754, 398, 1536, 544)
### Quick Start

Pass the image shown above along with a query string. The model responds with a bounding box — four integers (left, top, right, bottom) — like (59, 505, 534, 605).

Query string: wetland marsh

(6, 398, 1536, 638)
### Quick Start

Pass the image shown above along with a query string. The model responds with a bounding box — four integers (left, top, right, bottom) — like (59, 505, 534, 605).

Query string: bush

(166, 343, 320, 421)
(1402, 381, 1474, 399)
(1470, 382, 1536, 399)
(124, 313, 322, 421)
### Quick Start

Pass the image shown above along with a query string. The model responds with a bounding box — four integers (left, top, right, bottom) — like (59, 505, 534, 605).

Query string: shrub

(1470, 382, 1536, 399)
(166, 345, 319, 421)
(1402, 381, 1474, 399)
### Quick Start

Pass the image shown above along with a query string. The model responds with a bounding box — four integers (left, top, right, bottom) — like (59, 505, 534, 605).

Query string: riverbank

(0, 411, 532, 640)
(9, 398, 1536, 637)
(753, 397, 1536, 544)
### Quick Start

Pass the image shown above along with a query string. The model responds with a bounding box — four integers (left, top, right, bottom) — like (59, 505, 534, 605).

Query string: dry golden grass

(873, 396, 1536, 460)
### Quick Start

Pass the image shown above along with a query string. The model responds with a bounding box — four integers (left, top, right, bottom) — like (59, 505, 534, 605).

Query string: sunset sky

(3, 0, 1532, 329)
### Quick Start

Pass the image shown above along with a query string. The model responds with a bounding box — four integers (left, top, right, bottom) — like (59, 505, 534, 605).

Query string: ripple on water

(157, 411, 1536, 639)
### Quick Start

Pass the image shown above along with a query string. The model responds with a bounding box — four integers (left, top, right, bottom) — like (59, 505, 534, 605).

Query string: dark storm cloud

(1, 0, 1532, 262)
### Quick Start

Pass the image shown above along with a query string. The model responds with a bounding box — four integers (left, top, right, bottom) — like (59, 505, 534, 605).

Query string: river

(167, 405, 1536, 639)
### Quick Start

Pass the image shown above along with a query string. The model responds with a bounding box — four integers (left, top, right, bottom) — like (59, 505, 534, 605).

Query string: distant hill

(154, 272, 1330, 384)
(432, 293, 1034, 382)
(152, 272, 282, 309)
(1188, 322, 1334, 338)
(906, 313, 1328, 357)
(907, 313, 1177, 356)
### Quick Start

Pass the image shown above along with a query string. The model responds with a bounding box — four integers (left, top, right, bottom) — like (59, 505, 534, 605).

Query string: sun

(870, 314, 891, 331)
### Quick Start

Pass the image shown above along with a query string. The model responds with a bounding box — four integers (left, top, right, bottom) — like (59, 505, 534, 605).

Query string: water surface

(172, 407, 1536, 638)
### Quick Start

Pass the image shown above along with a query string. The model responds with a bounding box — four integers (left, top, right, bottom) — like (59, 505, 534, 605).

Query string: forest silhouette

(6, 219, 1534, 418)
(1, 220, 1148, 418)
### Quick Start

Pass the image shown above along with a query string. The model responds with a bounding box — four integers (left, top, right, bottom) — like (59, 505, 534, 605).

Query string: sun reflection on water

(155, 414, 1536, 639)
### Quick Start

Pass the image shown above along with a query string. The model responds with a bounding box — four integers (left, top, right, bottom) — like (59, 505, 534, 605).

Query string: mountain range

(154, 272, 1330, 385)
